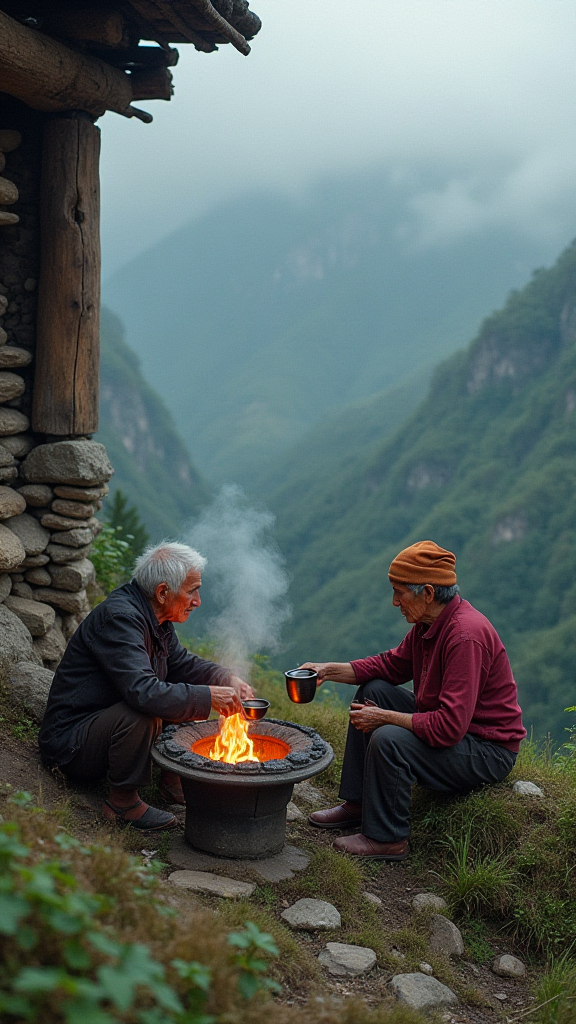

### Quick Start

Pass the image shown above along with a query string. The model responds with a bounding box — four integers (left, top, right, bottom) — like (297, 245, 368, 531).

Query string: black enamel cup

(284, 668, 318, 704)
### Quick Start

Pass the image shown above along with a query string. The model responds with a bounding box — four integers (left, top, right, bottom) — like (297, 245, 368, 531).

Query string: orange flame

(208, 713, 259, 764)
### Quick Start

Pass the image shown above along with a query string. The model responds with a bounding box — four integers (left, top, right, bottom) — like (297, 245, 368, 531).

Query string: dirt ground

(0, 729, 534, 1023)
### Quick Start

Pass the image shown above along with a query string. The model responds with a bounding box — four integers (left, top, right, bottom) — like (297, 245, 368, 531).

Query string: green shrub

(531, 958, 576, 1024)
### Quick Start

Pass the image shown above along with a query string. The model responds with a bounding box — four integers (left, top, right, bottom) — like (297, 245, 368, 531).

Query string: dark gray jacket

(38, 580, 230, 767)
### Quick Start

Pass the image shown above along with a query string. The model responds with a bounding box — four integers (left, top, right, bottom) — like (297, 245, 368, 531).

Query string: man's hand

(210, 686, 243, 717)
(298, 662, 357, 686)
(228, 675, 255, 700)
(349, 701, 414, 733)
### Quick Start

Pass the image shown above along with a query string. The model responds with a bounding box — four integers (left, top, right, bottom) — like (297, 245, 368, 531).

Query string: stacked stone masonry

(0, 118, 114, 685)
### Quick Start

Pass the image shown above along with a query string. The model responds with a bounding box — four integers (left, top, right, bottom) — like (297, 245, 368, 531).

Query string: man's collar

(422, 594, 461, 640)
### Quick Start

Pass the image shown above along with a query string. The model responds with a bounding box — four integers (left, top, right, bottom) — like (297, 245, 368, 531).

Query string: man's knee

(354, 679, 398, 705)
(370, 724, 414, 760)
(113, 704, 162, 743)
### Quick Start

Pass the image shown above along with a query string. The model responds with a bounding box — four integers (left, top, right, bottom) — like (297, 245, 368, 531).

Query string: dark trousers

(64, 702, 162, 790)
(339, 680, 517, 842)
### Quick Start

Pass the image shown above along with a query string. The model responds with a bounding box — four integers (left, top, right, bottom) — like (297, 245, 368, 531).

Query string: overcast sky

(100, 0, 576, 276)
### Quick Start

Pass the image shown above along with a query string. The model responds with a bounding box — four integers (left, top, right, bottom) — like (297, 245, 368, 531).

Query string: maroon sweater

(351, 597, 525, 751)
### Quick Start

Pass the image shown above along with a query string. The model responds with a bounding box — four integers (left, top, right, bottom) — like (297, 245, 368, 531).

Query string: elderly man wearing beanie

(303, 540, 525, 860)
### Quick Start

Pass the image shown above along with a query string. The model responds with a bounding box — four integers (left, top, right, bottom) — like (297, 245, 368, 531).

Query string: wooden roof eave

(124, 0, 252, 55)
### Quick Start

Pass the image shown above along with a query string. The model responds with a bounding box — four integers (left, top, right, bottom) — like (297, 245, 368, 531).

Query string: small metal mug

(284, 668, 318, 704)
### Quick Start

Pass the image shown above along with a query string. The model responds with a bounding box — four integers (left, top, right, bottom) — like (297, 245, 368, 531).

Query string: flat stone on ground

(364, 892, 382, 906)
(429, 915, 464, 957)
(21, 440, 113, 486)
(513, 780, 544, 797)
(167, 836, 310, 883)
(168, 870, 256, 898)
(292, 780, 323, 805)
(492, 954, 526, 978)
(390, 973, 459, 1010)
(281, 898, 341, 931)
(412, 892, 448, 912)
(8, 661, 54, 723)
(286, 800, 304, 821)
(318, 942, 376, 976)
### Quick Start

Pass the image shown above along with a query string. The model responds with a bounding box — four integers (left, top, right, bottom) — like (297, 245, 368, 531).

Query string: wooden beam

(44, 9, 126, 48)
(32, 117, 101, 436)
(0, 9, 141, 117)
(131, 67, 173, 101)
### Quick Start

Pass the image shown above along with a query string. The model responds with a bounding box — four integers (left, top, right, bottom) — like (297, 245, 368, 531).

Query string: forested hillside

(266, 242, 576, 743)
(103, 170, 556, 486)
(97, 308, 209, 539)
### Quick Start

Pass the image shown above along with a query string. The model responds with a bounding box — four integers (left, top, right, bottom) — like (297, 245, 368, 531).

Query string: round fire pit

(153, 719, 334, 859)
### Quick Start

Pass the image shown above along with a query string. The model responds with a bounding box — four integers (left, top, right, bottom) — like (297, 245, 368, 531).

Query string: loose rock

(0, 603, 34, 674)
(292, 781, 323, 805)
(390, 973, 458, 1011)
(21, 440, 113, 486)
(429, 915, 464, 958)
(0, 407, 29, 435)
(419, 963, 434, 975)
(32, 587, 88, 614)
(51, 498, 94, 520)
(0, 485, 26, 520)
(512, 781, 544, 797)
(318, 943, 376, 977)
(494, 993, 507, 1002)
(364, 892, 382, 906)
(3, 513, 50, 556)
(8, 661, 54, 723)
(168, 870, 256, 898)
(492, 954, 526, 979)
(4, 595, 55, 637)
(286, 801, 304, 821)
(0, 522, 26, 571)
(412, 893, 448, 912)
(281, 898, 341, 931)
(17, 484, 54, 507)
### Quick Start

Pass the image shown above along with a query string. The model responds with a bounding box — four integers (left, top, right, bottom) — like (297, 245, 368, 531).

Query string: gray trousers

(64, 702, 162, 790)
(339, 680, 517, 842)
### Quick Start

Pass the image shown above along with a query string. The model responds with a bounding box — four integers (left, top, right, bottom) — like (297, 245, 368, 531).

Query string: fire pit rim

(152, 718, 334, 787)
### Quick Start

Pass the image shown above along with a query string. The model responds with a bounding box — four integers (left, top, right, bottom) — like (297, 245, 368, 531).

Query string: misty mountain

(103, 169, 561, 486)
(97, 308, 209, 539)
(263, 242, 576, 743)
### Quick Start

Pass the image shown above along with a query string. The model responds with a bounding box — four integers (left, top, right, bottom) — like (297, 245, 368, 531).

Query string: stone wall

(0, 102, 113, 705)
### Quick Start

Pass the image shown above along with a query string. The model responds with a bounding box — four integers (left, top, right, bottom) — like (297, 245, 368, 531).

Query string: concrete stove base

(167, 835, 310, 883)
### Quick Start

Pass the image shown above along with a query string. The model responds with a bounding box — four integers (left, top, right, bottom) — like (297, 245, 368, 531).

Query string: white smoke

(185, 485, 291, 681)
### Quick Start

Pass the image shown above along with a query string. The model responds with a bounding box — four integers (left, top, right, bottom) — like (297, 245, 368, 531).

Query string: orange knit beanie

(388, 540, 457, 586)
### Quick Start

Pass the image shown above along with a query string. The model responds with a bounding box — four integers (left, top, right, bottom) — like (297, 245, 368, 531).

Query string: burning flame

(208, 713, 259, 764)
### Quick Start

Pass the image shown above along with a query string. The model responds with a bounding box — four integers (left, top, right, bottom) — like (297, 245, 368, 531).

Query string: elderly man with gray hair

(39, 542, 253, 831)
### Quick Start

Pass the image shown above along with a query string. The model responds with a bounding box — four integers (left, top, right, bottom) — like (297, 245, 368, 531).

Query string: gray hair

(133, 542, 207, 597)
(406, 582, 459, 605)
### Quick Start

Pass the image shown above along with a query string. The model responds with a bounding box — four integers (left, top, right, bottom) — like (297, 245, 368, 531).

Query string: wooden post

(32, 116, 101, 436)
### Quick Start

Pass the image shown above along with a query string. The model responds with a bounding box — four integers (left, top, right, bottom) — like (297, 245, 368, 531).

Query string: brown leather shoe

(308, 803, 362, 830)
(333, 833, 409, 860)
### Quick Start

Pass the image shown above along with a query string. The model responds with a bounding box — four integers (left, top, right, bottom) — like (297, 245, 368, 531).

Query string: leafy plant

(106, 490, 150, 566)
(437, 825, 516, 915)
(226, 921, 282, 999)
(90, 523, 134, 595)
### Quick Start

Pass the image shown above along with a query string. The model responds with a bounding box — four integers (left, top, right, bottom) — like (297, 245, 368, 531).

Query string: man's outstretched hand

(210, 687, 243, 717)
(298, 662, 357, 686)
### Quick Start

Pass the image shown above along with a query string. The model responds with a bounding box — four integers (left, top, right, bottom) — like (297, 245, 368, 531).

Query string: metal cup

(284, 668, 318, 704)
(241, 699, 270, 721)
